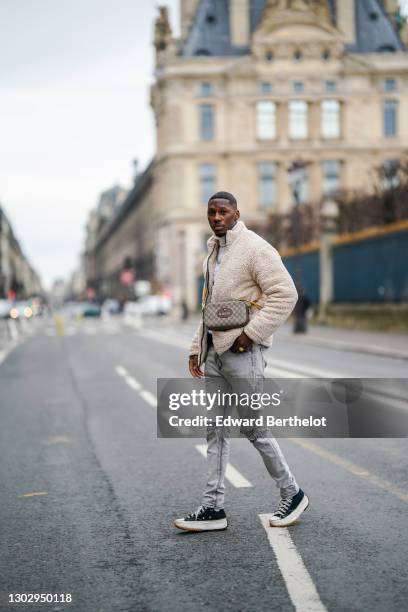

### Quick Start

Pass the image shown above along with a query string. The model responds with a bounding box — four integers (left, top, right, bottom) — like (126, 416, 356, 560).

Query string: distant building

(84, 1, 408, 311)
(150, 0, 408, 310)
(83, 184, 129, 297)
(83, 174, 154, 302)
(0, 205, 42, 299)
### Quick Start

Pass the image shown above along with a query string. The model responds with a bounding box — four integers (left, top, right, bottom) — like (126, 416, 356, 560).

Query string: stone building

(84, 168, 155, 302)
(84, 184, 130, 297)
(0, 205, 42, 298)
(150, 0, 408, 310)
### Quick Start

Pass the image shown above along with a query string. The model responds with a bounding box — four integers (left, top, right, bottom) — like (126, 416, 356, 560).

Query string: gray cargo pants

(201, 340, 299, 510)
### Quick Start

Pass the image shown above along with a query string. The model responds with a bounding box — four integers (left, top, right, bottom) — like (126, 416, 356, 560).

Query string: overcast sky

(0, 0, 407, 290)
(0, 0, 179, 289)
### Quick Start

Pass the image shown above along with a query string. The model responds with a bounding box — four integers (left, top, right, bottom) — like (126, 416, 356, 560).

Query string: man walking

(174, 191, 309, 531)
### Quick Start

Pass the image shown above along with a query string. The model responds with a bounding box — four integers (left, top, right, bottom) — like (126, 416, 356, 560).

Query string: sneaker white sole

(174, 518, 228, 532)
(269, 494, 310, 527)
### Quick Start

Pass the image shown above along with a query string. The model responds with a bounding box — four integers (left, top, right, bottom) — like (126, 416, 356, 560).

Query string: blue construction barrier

(282, 228, 408, 303)
(282, 250, 320, 303)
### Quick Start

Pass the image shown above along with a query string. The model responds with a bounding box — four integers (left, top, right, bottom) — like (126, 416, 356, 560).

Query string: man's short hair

(208, 191, 237, 208)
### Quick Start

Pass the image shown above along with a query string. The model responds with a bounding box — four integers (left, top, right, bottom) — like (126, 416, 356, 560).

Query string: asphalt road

(1, 314, 407, 612)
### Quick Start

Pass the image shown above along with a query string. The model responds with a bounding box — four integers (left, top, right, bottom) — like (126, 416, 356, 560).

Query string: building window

(293, 81, 304, 94)
(260, 81, 272, 94)
(323, 160, 341, 194)
(256, 101, 276, 139)
(289, 100, 308, 139)
(200, 82, 213, 96)
(200, 163, 216, 204)
(384, 78, 396, 92)
(383, 100, 397, 137)
(325, 80, 337, 93)
(293, 49, 303, 62)
(199, 104, 214, 141)
(321, 99, 341, 138)
(258, 162, 277, 208)
(265, 50, 274, 62)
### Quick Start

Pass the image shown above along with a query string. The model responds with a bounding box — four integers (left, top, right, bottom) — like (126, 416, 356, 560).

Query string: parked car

(9, 301, 33, 319)
(80, 302, 101, 317)
(138, 294, 172, 316)
(0, 299, 12, 319)
(102, 299, 121, 315)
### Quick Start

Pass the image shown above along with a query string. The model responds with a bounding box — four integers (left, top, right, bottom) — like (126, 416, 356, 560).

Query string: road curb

(279, 333, 408, 361)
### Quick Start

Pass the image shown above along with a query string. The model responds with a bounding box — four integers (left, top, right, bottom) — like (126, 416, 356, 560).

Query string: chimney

(180, 0, 200, 40)
(230, 0, 250, 46)
(336, 0, 356, 45)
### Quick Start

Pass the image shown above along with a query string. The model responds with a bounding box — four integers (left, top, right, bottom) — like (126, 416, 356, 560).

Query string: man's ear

(236, 209, 240, 219)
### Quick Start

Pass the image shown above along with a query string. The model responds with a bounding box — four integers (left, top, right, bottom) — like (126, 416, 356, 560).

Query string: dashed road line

(125, 376, 142, 391)
(115, 365, 128, 377)
(140, 389, 157, 407)
(290, 438, 408, 504)
(19, 491, 48, 498)
(115, 364, 156, 408)
(195, 444, 253, 488)
(259, 514, 327, 612)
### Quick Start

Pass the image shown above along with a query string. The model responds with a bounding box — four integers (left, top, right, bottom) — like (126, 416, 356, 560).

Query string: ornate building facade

(149, 0, 408, 310)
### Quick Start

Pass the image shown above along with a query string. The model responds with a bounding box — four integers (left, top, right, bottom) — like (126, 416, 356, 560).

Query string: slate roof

(179, 0, 405, 57)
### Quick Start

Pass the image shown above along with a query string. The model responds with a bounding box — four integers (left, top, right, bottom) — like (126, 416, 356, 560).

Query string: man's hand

(189, 354, 204, 378)
(230, 332, 253, 353)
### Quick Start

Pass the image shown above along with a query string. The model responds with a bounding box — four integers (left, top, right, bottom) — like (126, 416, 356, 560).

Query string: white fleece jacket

(190, 220, 298, 366)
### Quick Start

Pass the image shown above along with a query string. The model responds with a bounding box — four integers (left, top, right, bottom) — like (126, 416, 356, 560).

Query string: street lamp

(319, 197, 340, 321)
(287, 160, 310, 333)
(287, 160, 308, 208)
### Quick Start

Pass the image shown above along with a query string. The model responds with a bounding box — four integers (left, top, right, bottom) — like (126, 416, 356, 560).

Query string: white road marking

(137, 329, 343, 378)
(8, 320, 20, 340)
(140, 389, 157, 407)
(137, 328, 190, 350)
(125, 376, 142, 391)
(259, 514, 327, 612)
(290, 439, 408, 504)
(266, 365, 303, 378)
(267, 358, 341, 378)
(195, 444, 253, 488)
(115, 365, 156, 408)
(124, 316, 143, 330)
(84, 327, 97, 335)
(115, 365, 128, 377)
(0, 340, 18, 366)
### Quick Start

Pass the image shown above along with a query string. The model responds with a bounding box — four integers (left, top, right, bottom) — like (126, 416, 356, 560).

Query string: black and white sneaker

(174, 505, 228, 532)
(269, 489, 309, 527)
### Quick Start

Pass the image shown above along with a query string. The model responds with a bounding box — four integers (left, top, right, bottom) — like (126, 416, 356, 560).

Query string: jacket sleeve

(189, 318, 203, 356)
(243, 243, 298, 344)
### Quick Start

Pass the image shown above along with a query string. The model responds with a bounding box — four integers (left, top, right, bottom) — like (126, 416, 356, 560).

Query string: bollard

(54, 314, 65, 336)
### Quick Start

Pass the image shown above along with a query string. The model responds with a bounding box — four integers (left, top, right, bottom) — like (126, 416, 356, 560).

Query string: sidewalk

(277, 323, 408, 361)
(161, 314, 408, 361)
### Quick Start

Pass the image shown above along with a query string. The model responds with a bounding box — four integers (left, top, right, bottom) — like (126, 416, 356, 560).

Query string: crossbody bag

(203, 298, 262, 331)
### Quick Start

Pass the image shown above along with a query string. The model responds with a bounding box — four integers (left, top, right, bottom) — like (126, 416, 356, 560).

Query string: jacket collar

(207, 219, 246, 250)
